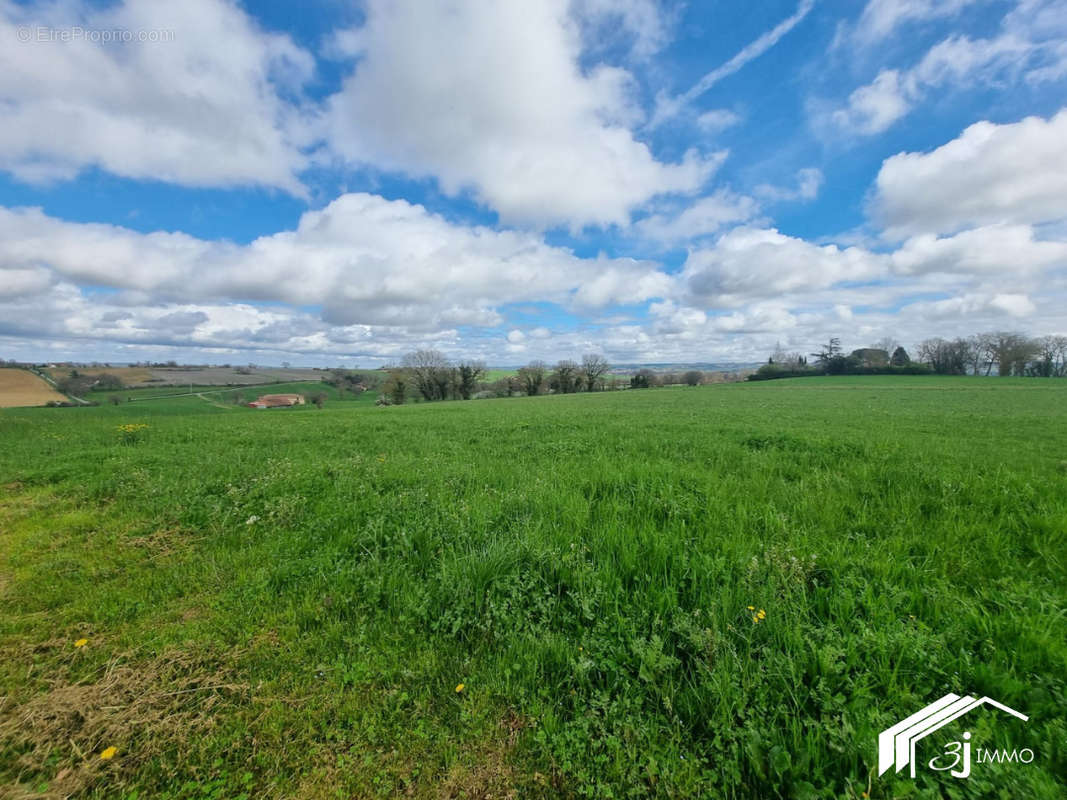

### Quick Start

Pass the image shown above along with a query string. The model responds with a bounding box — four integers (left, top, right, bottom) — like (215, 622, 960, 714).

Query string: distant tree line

(750, 332, 1067, 380)
(374, 350, 748, 405)
(916, 332, 1067, 376)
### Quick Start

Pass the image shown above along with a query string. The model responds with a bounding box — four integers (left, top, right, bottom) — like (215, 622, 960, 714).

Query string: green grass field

(1, 377, 1064, 798)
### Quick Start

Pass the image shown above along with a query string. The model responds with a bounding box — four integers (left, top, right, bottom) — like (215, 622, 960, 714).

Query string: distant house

(248, 393, 305, 409)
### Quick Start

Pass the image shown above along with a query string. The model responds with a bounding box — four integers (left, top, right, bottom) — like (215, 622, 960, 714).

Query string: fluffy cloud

(681, 227, 888, 306)
(324, 0, 717, 228)
(696, 109, 743, 134)
(0, 193, 673, 331)
(0, 266, 53, 298)
(891, 225, 1067, 275)
(831, 70, 913, 134)
(755, 168, 824, 203)
(850, 0, 990, 45)
(873, 110, 1067, 237)
(898, 292, 1037, 320)
(634, 189, 760, 245)
(0, 0, 313, 192)
(831, 1, 1067, 135)
(635, 170, 821, 247)
(572, 0, 672, 59)
(3, 3, 1066, 365)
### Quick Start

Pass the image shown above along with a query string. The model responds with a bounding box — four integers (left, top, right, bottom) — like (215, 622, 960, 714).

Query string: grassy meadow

(1, 377, 1065, 798)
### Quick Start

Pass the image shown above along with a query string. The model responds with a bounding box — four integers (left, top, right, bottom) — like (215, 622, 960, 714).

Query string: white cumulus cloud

(324, 0, 718, 229)
(873, 110, 1067, 237)
(0, 0, 314, 193)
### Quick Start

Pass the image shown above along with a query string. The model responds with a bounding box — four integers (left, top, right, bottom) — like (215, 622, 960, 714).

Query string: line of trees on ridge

(751, 332, 1067, 380)
(374, 351, 725, 405)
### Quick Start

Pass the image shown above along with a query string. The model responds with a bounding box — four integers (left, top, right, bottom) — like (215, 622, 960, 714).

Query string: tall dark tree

(382, 369, 411, 405)
(812, 338, 842, 361)
(812, 338, 848, 373)
(630, 368, 656, 389)
(454, 361, 485, 400)
(518, 361, 547, 396)
(550, 360, 579, 393)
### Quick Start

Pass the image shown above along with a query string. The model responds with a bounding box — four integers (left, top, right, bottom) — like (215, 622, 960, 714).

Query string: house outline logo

(878, 693, 1028, 778)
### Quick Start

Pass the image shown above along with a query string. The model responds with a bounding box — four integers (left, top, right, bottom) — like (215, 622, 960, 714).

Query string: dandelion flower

(746, 606, 755, 611)
(74, 638, 88, 648)
(455, 683, 465, 693)
(757, 609, 766, 620)
(100, 746, 117, 760)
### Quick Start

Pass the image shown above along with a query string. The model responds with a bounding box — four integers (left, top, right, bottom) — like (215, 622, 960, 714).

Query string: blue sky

(1, 0, 1065, 366)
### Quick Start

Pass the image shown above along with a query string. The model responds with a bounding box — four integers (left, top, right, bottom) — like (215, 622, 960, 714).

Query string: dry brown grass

(0, 371, 66, 408)
(0, 645, 248, 798)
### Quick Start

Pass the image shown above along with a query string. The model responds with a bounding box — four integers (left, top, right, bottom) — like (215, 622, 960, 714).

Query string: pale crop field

(44, 366, 158, 386)
(0, 369, 67, 407)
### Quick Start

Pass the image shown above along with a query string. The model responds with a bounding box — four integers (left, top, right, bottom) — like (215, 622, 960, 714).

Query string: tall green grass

(1, 377, 1064, 798)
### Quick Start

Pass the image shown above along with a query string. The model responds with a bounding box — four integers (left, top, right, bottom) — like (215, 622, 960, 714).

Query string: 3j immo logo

(878, 693, 1033, 780)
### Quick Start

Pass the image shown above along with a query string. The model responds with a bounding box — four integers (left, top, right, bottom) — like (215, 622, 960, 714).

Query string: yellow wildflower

(74, 638, 88, 648)
(100, 746, 118, 760)
(455, 683, 465, 693)
(757, 609, 766, 620)
(746, 605, 755, 611)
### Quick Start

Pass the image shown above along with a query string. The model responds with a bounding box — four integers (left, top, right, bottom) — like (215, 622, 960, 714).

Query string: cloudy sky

(2, 0, 1065, 366)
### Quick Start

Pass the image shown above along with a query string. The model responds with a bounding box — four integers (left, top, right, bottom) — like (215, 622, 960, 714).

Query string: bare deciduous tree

(403, 350, 452, 401)
(872, 336, 899, 356)
(918, 337, 971, 374)
(984, 332, 1038, 376)
(1031, 335, 1067, 377)
(580, 354, 610, 392)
